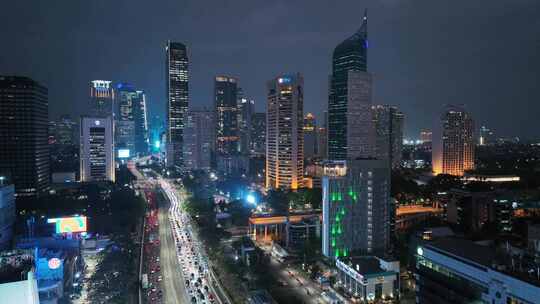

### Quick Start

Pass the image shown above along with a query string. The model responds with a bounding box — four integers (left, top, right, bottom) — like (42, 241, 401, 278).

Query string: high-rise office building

(133, 90, 149, 155)
(420, 130, 432, 143)
(237, 88, 254, 156)
(266, 74, 304, 190)
(115, 83, 137, 156)
(322, 159, 391, 259)
(441, 105, 475, 176)
(80, 117, 115, 182)
(304, 113, 318, 159)
(328, 10, 375, 160)
(373, 105, 404, 168)
(214, 76, 247, 174)
(184, 108, 213, 171)
(55, 115, 78, 147)
(166, 41, 189, 170)
(0, 76, 50, 197)
(250, 112, 266, 156)
(215, 76, 239, 155)
(479, 126, 494, 146)
(90, 80, 114, 117)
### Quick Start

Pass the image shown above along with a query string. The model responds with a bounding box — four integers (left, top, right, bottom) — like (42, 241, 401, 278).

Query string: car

(191, 296, 197, 303)
(157, 275, 163, 282)
(185, 279, 190, 286)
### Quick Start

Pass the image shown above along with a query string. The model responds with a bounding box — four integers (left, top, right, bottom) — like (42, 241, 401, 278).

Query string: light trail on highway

(159, 177, 231, 304)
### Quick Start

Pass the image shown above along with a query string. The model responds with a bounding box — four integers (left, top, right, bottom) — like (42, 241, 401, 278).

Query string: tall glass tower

(328, 10, 370, 160)
(166, 41, 189, 170)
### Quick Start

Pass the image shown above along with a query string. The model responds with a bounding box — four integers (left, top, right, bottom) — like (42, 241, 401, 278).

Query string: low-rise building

(414, 237, 540, 303)
(335, 256, 399, 302)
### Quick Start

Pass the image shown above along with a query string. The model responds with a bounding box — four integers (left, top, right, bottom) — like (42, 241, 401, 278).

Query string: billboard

(118, 149, 130, 158)
(47, 216, 87, 233)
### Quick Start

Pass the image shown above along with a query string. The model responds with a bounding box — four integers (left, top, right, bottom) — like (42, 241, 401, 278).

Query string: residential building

(80, 117, 115, 182)
(441, 105, 475, 176)
(166, 41, 189, 170)
(0, 76, 50, 197)
(322, 159, 391, 259)
(266, 74, 304, 190)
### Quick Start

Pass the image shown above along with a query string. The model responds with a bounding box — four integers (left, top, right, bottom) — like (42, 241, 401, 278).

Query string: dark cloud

(1, 0, 539, 139)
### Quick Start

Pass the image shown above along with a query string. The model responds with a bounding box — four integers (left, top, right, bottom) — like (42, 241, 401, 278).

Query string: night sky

(1, 0, 539, 140)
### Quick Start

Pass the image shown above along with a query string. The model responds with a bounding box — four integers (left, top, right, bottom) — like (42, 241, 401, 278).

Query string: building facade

(322, 159, 391, 259)
(335, 257, 399, 301)
(0, 76, 50, 197)
(80, 117, 115, 182)
(133, 90, 148, 155)
(90, 80, 114, 117)
(441, 105, 475, 176)
(237, 88, 254, 156)
(0, 184, 15, 250)
(184, 108, 213, 171)
(414, 237, 540, 304)
(250, 112, 266, 156)
(373, 105, 404, 168)
(115, 83, 137, 156)
(166, 41, 189, 170)
(328, 11, 375, 160)
(304, 113, 318, 160)
(266, 74, 304, 190)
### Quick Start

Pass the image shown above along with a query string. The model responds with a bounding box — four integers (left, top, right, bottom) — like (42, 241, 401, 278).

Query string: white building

(80, 117, 115, 182)
(0, 271, 39, 304)
(335, 256, 399, 302)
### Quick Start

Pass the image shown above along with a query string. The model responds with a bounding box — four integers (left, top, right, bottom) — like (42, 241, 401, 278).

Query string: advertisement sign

(47, 216, 87, 233)
(118, 149, 130, 158)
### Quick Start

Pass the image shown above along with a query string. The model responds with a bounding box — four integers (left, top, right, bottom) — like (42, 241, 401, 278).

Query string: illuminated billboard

(118, 149, 130, 158)
(47, 216, 87, 233)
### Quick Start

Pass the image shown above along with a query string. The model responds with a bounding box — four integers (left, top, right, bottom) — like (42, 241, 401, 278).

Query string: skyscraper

(214, 76, 247, 174)
(80, 117, 115, 182)
(133, 90, 148, 155)
(441, 105, 475, 176)
(0, 76, 50, 197)
(237, 88, 254, 156)
(166, 41, 189, 170)
(115, 83, 137, 156)
(90, 80, 114, 117)
(479, 126, 494, 146)
(215, 76, 239, 155)
(184, 108, 213, 171)
(304, 113, 318, 159)
(322, 159, 391, 259)
(250, 112, 266, 156)
(373, 105, 404, 168)
(328, 10, 375, 160)
(266, 74, 304, 190)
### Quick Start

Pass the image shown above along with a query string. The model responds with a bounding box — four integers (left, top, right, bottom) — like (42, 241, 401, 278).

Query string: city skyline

(2, 1, 539, 140)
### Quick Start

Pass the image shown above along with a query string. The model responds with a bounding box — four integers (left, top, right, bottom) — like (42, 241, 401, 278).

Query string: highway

(157, 194, 190, 304)
(160, 176, 231, 304)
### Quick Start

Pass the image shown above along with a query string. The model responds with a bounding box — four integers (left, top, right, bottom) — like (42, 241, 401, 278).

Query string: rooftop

(426, 237, 496, 268)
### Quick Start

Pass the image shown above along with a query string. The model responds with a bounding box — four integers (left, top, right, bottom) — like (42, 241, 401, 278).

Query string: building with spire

(328, 10, 375, 160)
